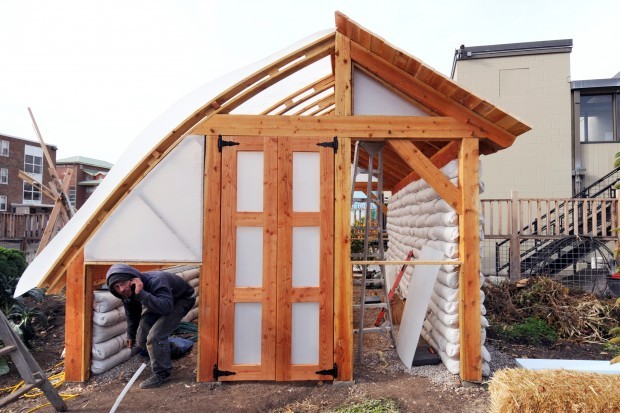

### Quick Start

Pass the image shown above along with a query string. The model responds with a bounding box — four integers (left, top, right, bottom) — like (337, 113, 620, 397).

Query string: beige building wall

(454, 52, 573, 199)
(580, 143, 620, 189)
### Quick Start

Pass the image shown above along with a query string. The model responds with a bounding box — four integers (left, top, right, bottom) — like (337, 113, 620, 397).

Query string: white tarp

(396, 245, 443, 368)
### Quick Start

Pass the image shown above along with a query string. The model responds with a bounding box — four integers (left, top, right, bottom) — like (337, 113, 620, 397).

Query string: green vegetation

(0, 247, 28, 313)
(0, 247, 45, 356)
(495, 317, 558, 346)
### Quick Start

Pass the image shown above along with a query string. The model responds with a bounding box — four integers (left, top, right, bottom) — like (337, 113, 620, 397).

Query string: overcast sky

(1, 0, 618, 163)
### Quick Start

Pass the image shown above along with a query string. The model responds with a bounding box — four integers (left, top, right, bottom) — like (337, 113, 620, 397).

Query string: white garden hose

(109, 362, 147, 413)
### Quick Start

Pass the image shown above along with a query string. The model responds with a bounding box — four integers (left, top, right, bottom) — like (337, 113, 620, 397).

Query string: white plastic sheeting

(85, 135, 204, 262)
(14, 29, 333, 297)
(386, 159, 490, 376)
(353, 69, 428, 116)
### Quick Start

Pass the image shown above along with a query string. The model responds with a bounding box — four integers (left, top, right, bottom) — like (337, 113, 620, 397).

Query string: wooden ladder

(0, 310, 67, 411)
(351, 141, 395, 364)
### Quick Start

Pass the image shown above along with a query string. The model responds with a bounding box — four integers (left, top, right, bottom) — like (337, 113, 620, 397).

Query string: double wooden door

(218, 136, 334, 381)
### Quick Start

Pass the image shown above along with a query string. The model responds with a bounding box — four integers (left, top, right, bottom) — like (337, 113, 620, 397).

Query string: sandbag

(188, 277, 200, 289)
(92, 321, 127, 344)
(181, 307, 199, 323)
(91, 347, 131, 375)
(93, 290, 122, 313)
(92, 333, 127, 361)
(92, 306, 126, 326)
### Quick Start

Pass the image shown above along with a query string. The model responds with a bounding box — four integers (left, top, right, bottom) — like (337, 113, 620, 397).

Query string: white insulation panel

(85, 135, 204, 261)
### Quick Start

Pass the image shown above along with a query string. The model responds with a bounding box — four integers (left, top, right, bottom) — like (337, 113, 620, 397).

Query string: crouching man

(106, 264, 195, 389)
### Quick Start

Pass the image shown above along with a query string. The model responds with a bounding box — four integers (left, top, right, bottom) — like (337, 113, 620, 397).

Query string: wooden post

(509, 190, 520, 281)
(198, 135, 221, 381)
(64, 249, 93, 382)
(333, 31, 353, 381)
(458, 138, 482, 382)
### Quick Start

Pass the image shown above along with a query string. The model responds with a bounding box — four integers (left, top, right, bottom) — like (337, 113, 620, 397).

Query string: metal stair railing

(494, 167, 620, 275)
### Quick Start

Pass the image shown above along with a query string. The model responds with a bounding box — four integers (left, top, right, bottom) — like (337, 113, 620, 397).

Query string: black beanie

(107, 272, 136, 290)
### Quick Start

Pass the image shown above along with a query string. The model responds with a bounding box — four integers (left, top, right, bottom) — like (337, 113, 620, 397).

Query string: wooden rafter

(303, 96, 336, 116)
(293, 93, 335, 116)
(216, 38, 335, 115)
(262, 74, 335, 115)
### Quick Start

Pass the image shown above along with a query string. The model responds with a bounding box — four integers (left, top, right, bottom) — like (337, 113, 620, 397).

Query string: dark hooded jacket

(106, 264, 194, 340)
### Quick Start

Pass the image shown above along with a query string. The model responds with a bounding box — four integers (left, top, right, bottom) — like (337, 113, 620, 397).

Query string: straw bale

(489, 368, 620, 412)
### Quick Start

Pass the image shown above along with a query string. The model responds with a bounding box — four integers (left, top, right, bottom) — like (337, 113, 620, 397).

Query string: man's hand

(131, 278, 143, 294)
(126, 338, 135, 348)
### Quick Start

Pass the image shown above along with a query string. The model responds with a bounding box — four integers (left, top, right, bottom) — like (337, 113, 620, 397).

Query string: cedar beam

(458, 137, 482, 382)
(64, 249, 92, 382)
(198, 135, 221, 382)
(192, 114, 488, 140)
(392, 141, 461, 193)
(333, 32, 353, 382)
(387, 140, 462, 214)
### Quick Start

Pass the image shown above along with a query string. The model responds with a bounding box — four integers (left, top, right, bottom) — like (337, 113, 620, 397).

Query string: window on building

(580, 94, 618, 142)
(0, 195, 6, 211)
(69, 187, 76, 207)
(24, 153, 43, 174)
(0, 168, 7, 184)
(0, 140, 8, 156)
(23, 183, 42, 203)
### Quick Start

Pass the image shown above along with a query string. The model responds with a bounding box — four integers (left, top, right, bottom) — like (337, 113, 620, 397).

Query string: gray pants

(136, 295, 195, 374)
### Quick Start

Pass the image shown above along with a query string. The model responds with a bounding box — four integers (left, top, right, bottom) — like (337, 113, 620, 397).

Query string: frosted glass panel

(237, 151, 263, 212)
(292, 302, 319, 364)
(236, 227, 263, 287)
(292, 227, 320, 287)
(293, 152, 320, 212)
(234, 303, 262, 364)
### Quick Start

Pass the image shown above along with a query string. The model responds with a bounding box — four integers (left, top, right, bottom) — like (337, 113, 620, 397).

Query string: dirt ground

(0, 294, 611, 413)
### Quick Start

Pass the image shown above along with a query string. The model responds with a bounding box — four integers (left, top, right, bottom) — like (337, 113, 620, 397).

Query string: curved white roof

(15, 29, 333, 297)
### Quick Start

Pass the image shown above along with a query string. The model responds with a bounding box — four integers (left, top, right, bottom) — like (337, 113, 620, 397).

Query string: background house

(0, 132, 57, 213)
(453, 40, 574, 199)
(453, 40, 620, 285)
(56, 156, 113, 209)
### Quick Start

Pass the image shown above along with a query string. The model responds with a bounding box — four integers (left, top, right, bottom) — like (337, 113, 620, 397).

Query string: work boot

(139, 372, 171, 389)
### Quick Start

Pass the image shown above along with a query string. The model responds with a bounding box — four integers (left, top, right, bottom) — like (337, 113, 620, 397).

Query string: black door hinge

(315, 363, 338, 378)
(218, 135, 240, 152)
(213, 364, 237, 380)
(317, 136, 338, 153)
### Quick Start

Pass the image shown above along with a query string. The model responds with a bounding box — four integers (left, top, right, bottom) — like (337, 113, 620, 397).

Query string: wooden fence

(0, 213, 50, 242)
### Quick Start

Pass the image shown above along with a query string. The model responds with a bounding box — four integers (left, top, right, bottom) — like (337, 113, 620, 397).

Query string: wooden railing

(481, 191, 619, 280)
(0, 213, 50, 241)
(481, 194, 618, 239)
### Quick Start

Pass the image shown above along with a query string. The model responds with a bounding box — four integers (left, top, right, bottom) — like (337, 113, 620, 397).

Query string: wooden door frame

(199, 134, 340, 382)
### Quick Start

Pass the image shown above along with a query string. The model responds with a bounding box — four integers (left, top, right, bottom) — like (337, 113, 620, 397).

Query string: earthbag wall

(385, 159, 491, 376)
(90, 267, 200, 374)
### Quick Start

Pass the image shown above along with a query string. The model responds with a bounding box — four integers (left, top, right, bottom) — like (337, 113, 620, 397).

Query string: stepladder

(351, 141, 395, 364)
(0, 310, 67, 411)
